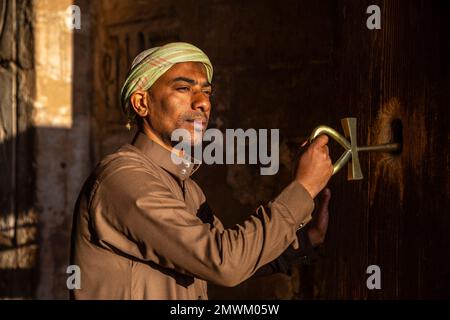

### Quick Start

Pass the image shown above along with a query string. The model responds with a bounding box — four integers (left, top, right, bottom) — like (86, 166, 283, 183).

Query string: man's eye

(176, 87, 190, 92)
(203, 90, 212, 96)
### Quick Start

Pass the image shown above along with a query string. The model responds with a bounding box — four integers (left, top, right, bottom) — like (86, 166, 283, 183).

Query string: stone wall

(0, 0, 37, 299)
(33, 0, 93, 299)
(0, 0, 93, 299)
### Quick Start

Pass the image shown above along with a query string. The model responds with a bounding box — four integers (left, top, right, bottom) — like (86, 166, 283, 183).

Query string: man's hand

(295, 135, 333, 198)
(307, 188, 331, 247)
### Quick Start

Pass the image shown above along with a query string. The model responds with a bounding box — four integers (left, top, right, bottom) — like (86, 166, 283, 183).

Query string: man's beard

(171, 111, 208, 147)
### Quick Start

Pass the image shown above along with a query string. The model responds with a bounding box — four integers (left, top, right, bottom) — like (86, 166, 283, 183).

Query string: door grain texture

(303, 0, 450, 299)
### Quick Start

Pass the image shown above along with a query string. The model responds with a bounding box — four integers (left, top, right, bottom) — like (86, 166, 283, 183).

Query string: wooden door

(299, 0, 450, 299)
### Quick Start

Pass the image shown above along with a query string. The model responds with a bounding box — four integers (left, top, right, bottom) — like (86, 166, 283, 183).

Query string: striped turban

(120, 42, 213, 125)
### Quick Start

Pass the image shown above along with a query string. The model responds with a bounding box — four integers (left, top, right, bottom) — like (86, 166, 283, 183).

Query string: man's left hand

(307, 187, 331, 247)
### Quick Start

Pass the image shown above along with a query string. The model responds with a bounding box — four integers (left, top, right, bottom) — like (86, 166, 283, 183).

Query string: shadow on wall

(0, 0, 39, 298)
(0, 126, 91, 299)
(0, 0, 94, 299)
(0, 129, 38, 298)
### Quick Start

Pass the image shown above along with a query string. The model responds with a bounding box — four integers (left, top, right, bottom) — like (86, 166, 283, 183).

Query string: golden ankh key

(308, 118, 401, 180)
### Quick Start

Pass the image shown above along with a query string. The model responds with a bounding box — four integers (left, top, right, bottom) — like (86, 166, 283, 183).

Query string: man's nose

(191, 90, 211, 113)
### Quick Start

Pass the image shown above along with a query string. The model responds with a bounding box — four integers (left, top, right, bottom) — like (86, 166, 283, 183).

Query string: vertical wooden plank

(406, 1, 450, 298)
(366, 0, 403, 299)
(365, 0, 450, 299)
(311, 0, 375, 299)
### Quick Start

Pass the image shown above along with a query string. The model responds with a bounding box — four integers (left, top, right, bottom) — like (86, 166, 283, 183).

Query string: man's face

(145, 62, 212, 147)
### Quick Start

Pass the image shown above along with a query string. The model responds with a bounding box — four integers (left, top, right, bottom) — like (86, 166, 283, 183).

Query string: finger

(322, 145, 329, 158)
(315, 188, 331, 218)
(329, 161, 334, 175)
(312, 134, 329, 148)
(315, 188, 331, 229)
(321, 187, 331, 205)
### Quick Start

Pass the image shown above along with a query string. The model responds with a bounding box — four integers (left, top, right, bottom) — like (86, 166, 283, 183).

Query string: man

(70, 42, 333, 299)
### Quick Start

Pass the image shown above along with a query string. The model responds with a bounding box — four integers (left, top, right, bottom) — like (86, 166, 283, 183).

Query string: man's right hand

(295, 135, 333, 198)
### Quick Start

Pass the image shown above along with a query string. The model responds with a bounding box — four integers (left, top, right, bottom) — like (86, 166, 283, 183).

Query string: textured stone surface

(0, 0, 37, 299)
(33, 0, 93, 299)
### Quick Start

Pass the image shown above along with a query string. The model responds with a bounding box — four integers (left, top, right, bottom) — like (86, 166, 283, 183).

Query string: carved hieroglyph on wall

(95, 14, 180, 157)
(100, 18, 180, 122)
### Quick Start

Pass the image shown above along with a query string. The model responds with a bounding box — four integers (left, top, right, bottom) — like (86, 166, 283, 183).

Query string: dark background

(0, 0, 449, 299)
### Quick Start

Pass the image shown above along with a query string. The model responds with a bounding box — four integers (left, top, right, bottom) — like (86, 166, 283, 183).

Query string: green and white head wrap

(120, 42, 213, 128)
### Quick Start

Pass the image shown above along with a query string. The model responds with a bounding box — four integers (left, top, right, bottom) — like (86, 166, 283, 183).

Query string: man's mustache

(179, 112, 208, 123)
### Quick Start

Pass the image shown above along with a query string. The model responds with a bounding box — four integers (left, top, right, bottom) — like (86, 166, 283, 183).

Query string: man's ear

(130, 90, 150, 118)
